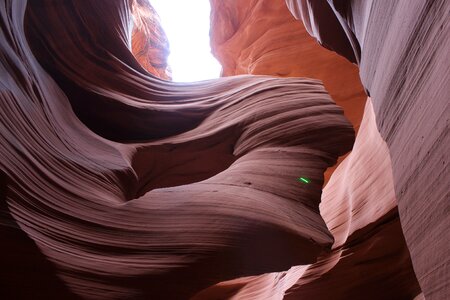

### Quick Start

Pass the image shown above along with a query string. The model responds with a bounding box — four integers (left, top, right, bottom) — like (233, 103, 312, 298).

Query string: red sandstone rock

(195, 1, 428, 299)
(194, 99, 421, 300)
(287, 1, 450, 298)
(131, 0, 171, 79)
(1, 0, 447, 299)
(210, 0, 366, 132)
(284, 99, 421, 299)
(1, 0, 354, 299)
(209, 0, 367, 185)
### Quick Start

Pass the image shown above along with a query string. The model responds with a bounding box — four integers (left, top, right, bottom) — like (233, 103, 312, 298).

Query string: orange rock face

(210, 0, 367, 185)
(131, 0, 171, 79)
(201, 0, 426, 299)
(2, 0, 354, 299)
(287, 1, 449, 299)
(1, 0, 447, 299)
(194, 99, 421, 300)
(210, 0, 366, 133)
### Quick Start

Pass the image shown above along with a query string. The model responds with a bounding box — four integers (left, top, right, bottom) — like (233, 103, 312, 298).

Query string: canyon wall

(194, 98, 421, 300)
(286, 1, 449, 299)
(205, 0, 425, 298)
(209, 0, 366, 132)
(0, 0, 447, 299)
(210, 0, 367, 184)
(131, 0, 171, 79)
(2, 0, 354, 299)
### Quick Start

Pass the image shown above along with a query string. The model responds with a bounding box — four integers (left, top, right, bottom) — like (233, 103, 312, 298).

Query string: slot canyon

(0, 0, 448, 299)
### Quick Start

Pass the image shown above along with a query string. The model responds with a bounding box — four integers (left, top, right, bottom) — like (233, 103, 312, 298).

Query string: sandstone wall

(131, 0, 171, 79)
(2, 0, 353, 299)
(210, 0, 366, 133)
(203, 0, 424, 298)
(287, 1, 449, 298)
(0, 0, 446, 299)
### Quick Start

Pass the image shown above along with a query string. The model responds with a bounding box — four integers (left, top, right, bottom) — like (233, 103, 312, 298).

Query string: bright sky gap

(149, 0, 222, 82)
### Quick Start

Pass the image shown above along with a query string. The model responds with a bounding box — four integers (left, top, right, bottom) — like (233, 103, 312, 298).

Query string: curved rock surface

(209, 0, 367, 185)
(193, 100, 420, 300)
(195, 0, 432, 299)
(287, 1, 449, 298)
(284, 99, 421, 299)
(210, 0, 366, 133)
(2, 0, 447, 299)
(131, 0, 171, 79)
(1, 0, 354, 299)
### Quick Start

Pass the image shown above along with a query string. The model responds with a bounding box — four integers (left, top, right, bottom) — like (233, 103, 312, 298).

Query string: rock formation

(131, 0, 171, 79)
(2, 0, 354, 299)
(286, 1, 449, 299)
(0, 0, 448, 299)
(194, 99, 421, 300)
(209, 0, 367, 184)
(209, 0, 367, 131)
(201, 0, 426, 299)
(202, 0, 448, 299)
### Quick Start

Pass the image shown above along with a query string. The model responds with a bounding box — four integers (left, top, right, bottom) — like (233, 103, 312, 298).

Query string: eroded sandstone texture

(131, 0, 171, 79)
(286, 1, 449, 299)
(199, 1, 424, 299)
(209, 0, 366, 132)
(210, 0, 367, 185)
(0, 0, 448, 299)
(1, 0, 354, 299)
(194, 99, 421, 300)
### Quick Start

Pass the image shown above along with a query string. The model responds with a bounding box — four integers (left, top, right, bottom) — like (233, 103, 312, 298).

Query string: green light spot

(298, 177, 310, 184)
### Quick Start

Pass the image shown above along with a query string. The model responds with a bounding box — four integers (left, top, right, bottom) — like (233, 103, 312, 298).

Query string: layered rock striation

(1, 0, 354, 299)
(209, 0, 366, 133)
(0, 0, 447, 299)
(131, 0, 171, 79)
(209, 0, 367, 185)
(194, 98, 421, 300)
(202, 1, 425, 298)
(287, 1, 449, 298)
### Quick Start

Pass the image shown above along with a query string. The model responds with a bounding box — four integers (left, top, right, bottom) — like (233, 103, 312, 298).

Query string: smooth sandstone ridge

(286, 0, 449, 299)
(194, 99, 421, 300)
(194, 1, 422, 298)
(209, 0, 367, 185)
(0, 0, 448, 299)
(209, 0, 366, 133)
(1, 0, 354, 299)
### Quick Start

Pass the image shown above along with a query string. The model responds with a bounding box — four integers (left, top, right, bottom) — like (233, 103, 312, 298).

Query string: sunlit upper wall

(149, 0, 222, 82)
(132, 0, 172, 80)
